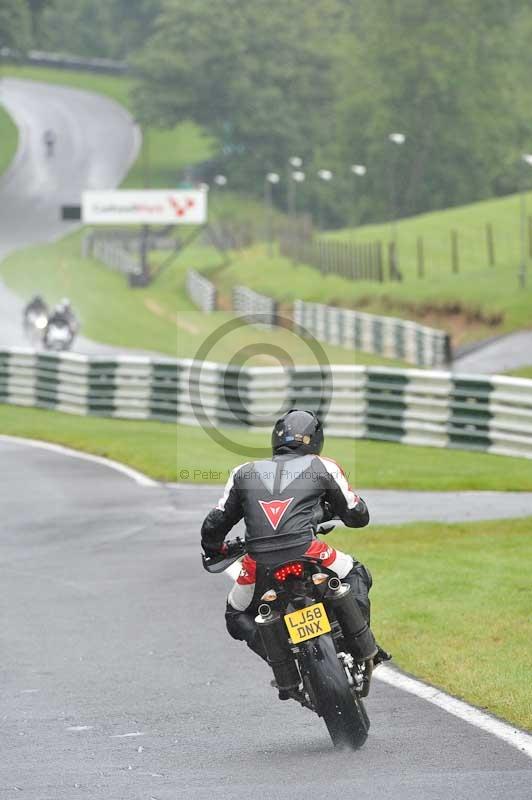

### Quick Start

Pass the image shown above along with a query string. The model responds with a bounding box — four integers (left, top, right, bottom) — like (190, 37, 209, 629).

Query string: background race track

(1, 439, 531, 800)
(0, 78, 139, 354)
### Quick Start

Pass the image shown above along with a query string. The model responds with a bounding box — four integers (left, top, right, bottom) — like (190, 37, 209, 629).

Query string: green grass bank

(2, 404, 532, 490)
(329, 518, 532, 731)
(0, 230, 405, 366)
(213, 229, 532, 348)
(0, 104, 18, 178)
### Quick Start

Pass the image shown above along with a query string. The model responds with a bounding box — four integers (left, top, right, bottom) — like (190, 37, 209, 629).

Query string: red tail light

(274, 562, 304, 581)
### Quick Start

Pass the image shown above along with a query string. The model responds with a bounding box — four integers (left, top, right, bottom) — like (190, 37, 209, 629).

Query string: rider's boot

(344, 562, 391, 667)
(373, 646, 392, 667)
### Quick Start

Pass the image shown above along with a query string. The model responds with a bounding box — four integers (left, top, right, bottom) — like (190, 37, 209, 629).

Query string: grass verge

(3, 404, 532, 490)
(212, 238, 532, 348)
(506, 366, 532, 380)
(0, 230, 405, 366)
(0, 103, 18, 178)
(328, 519, 532, 730)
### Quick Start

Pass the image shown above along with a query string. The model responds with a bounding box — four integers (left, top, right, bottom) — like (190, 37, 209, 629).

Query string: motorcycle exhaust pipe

(325, 579, 377, 661)
(255, 609, 300, 691)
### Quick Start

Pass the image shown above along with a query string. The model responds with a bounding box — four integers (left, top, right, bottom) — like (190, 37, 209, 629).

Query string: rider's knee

(351, 561, 373, 591)
(344, 562, 372, 621)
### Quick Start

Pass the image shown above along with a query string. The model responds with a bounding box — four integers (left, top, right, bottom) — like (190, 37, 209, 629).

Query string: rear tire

(303, 633, 370, 749)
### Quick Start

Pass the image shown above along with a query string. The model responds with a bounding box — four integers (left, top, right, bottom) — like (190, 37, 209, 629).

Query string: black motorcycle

(203, 532, 375, 750)
(43, 318, 75, 351)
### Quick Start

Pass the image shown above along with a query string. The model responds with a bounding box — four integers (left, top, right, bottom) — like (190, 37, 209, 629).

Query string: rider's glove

(201, 539, 228, 558)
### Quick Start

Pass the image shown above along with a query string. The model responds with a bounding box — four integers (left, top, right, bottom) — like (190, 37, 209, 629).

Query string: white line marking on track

(67, 726, 93, 732)
(375, 665, 532, 759)
(111, 731, 145, 738)
(0, 435, 157, 488)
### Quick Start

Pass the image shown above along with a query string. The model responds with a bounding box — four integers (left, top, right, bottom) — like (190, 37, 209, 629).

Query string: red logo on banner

(258, 498, 294, 530)
(168, 196, 196, 217)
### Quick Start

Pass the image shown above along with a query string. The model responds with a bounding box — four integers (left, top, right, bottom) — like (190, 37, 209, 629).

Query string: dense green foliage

(134, 0, 341, 190)
(0, 0, 31, 49)
(135, 0, 532, 224)
(333, 0, 530, 221)
(37, 0, 162, 59)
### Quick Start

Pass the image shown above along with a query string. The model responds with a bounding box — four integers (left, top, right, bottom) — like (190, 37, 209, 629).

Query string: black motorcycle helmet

(272, 409, 324, 455)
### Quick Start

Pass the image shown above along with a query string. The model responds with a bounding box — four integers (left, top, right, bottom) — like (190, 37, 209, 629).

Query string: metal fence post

(486, 222, 495, 267)
(417, 236, 424, 278)
(451, 230, 459, 274)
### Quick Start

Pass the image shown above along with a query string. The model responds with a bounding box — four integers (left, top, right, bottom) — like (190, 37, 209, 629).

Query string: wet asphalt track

(453, 331, 532, 375)
(1, 439, 531, 800)
(0, 78, 139, 354)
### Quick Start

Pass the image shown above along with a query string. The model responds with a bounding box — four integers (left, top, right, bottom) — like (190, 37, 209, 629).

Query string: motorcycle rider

(43, 128, 56, 157)
(49, 298, 79, 333)
(44, 298, 79, 349)
(201, 409, 390, 697)
(24, 294, 48, 320)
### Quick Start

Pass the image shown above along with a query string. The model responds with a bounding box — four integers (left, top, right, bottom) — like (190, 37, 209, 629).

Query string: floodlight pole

(264, 172, 280, 256)
(519, 154, 532, 288)
(287, 157, 302, 217)
(350, 164, 367, 227)
(388, 133, 406, 279)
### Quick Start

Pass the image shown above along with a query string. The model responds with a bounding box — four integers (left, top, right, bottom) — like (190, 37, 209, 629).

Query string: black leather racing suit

(201, 450, 373, 658)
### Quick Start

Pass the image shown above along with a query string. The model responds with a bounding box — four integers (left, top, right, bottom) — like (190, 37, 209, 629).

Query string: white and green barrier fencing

(184, 270, 451, 367)
(1, 349, 532, 460)
(186, 269, 217, 313)
(232, 286, 278, 327)
(293, 300, 451, 368)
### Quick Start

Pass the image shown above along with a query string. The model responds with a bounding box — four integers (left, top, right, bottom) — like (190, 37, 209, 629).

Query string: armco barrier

(186, 270, 217, 313)
(184, 269, 451, 366)
(294, 300, 451, 368)
(84, 232, 176, 278)
(90, 239, 140, 277)
(1, 350, 532, 460)
(232, 285, 278, 327)
(0, 47, 127, 74)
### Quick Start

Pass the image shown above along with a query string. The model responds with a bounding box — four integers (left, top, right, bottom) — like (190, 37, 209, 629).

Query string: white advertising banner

(82, 189, 207, 225)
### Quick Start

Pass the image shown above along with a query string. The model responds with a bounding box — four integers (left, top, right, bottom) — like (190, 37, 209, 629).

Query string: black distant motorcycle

(23, 304, 49, 342)
(43, 317, 75, 351)
(203, 531, 374, 750)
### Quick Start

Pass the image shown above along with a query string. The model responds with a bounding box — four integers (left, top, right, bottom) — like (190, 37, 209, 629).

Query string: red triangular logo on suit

(258, 498, 294, 530)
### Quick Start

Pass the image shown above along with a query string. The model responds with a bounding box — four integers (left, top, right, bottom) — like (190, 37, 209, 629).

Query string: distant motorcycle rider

(49, 298, 79, 333)
(24, 294, 48, 320)
(201, 409, 390, 692)
(43, 129, 56, 157)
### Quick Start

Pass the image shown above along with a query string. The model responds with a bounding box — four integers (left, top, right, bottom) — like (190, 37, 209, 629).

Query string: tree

(27, 0, 51, 42)
(0, 0, 31, 50)
(38, 0, 161, 58)
(333, 0, 528, 220)
(135, 0, 346, 198)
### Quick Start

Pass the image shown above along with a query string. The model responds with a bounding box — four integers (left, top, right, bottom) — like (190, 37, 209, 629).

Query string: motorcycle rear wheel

(304, 633, 370, 749)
